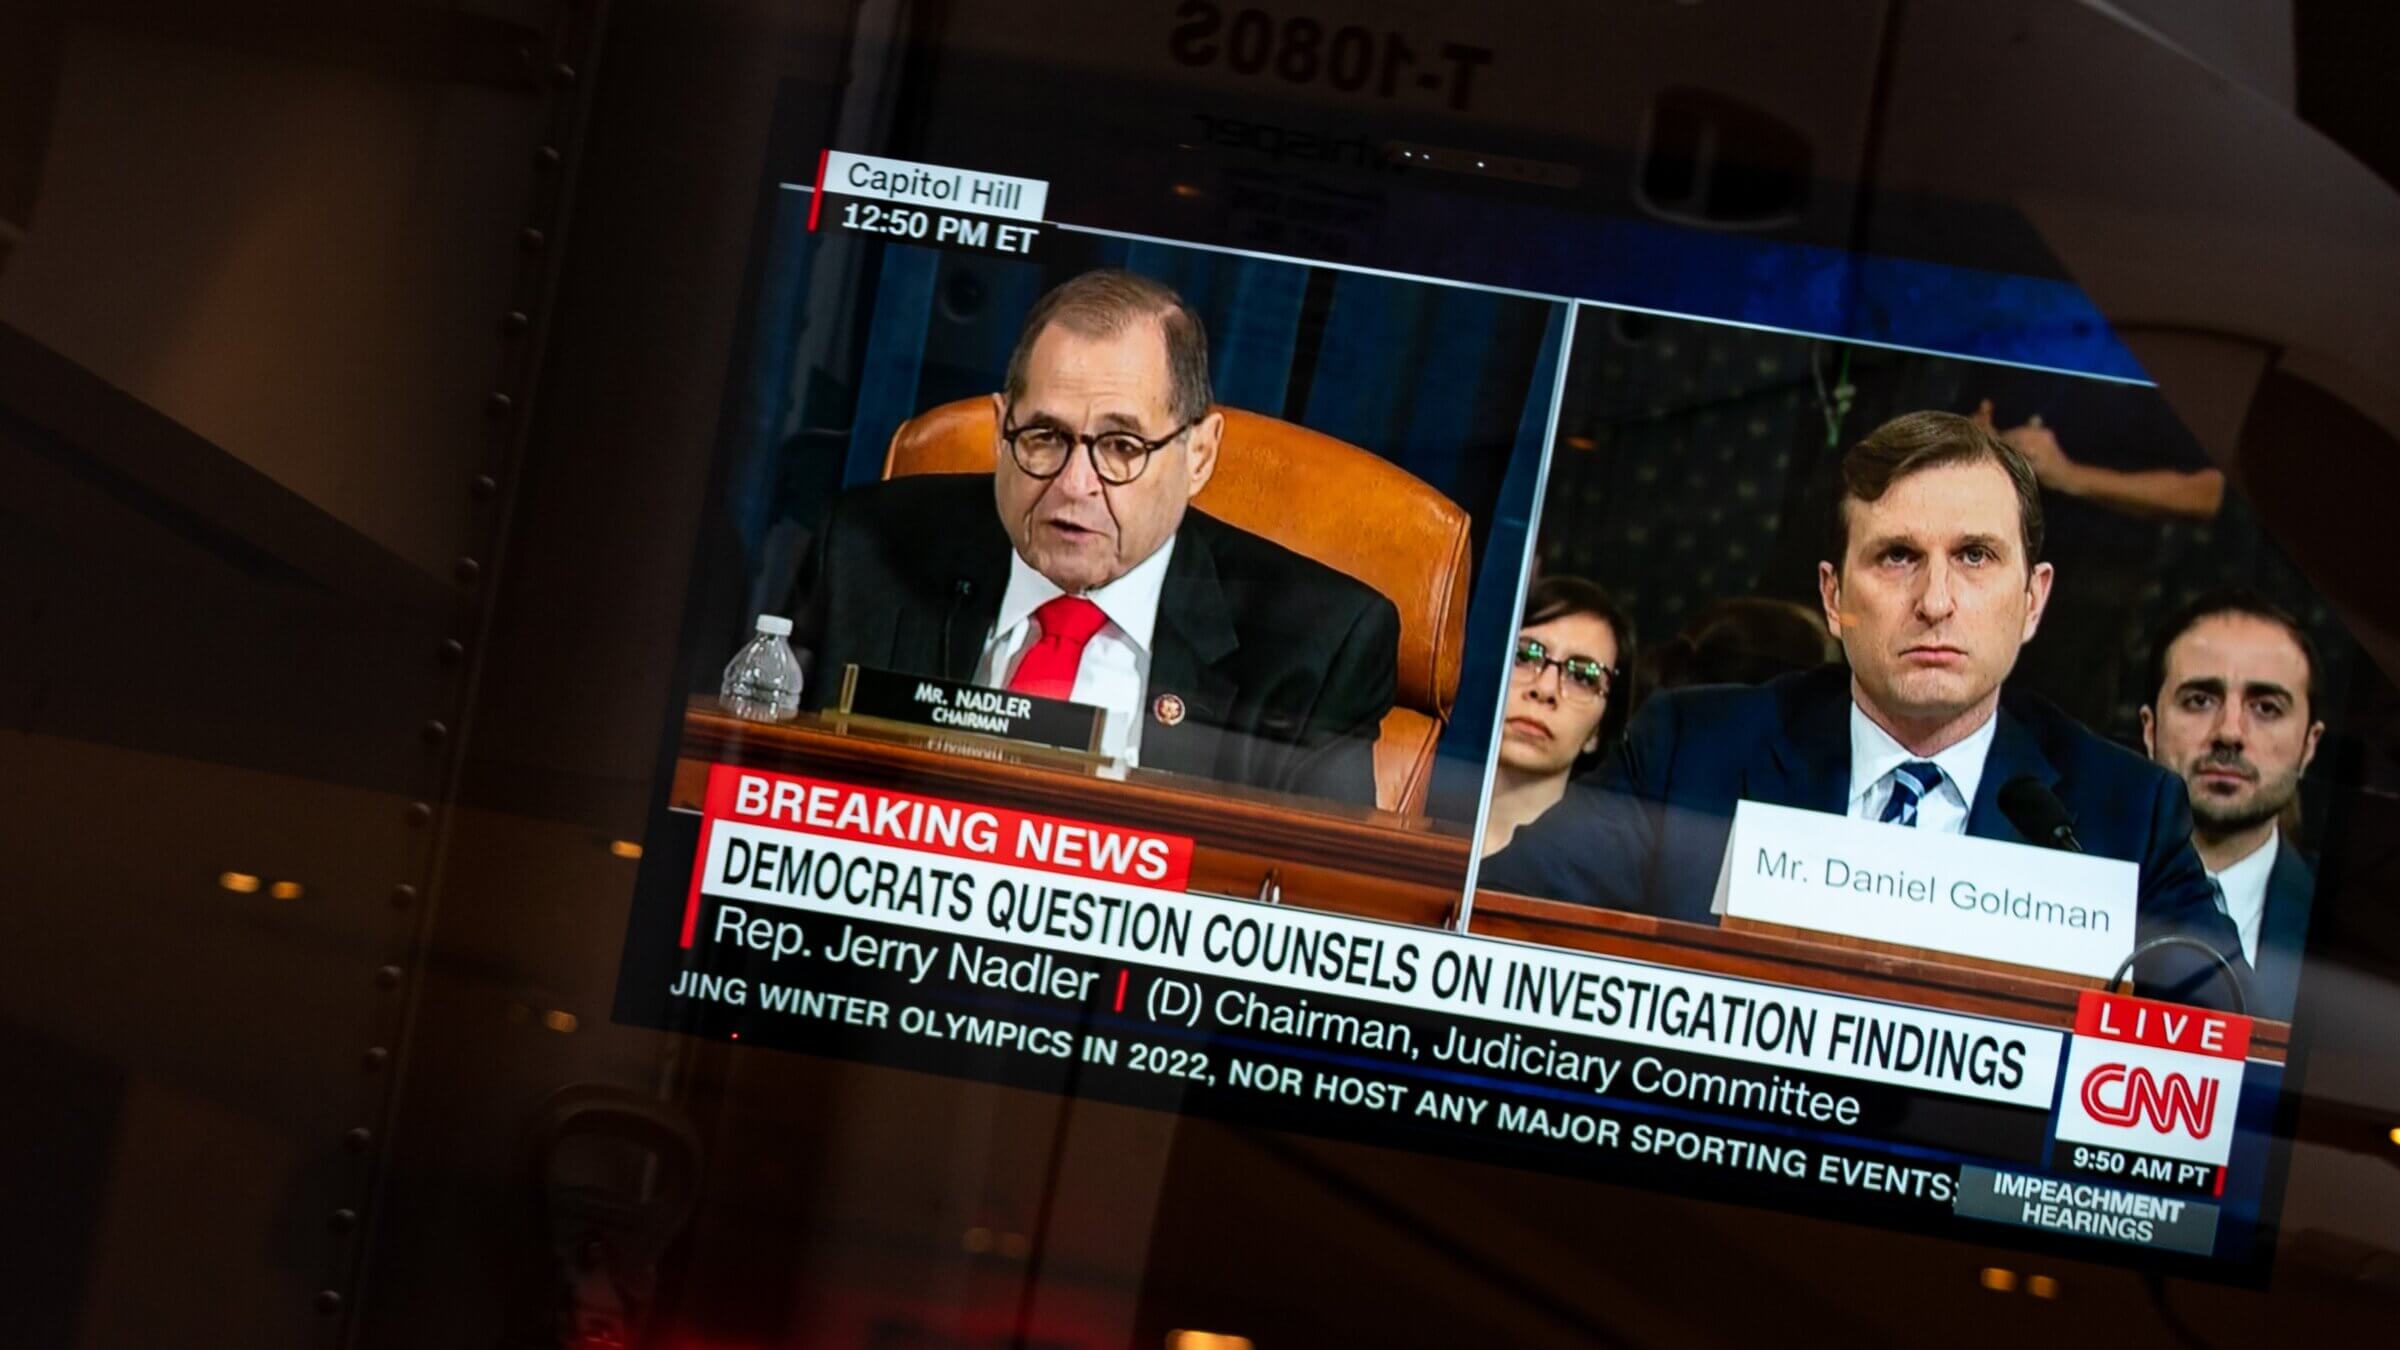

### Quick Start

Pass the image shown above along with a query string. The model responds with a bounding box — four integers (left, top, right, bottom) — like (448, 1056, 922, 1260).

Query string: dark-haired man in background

(2143, 591, 2325, 1021)
(790, 268, 1399, 806)
(1484, 411, 2249, 1009)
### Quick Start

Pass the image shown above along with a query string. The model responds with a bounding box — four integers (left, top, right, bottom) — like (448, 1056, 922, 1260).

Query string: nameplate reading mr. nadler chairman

(1714, 800, 2137, 979)
(839, 666, 1104, 756)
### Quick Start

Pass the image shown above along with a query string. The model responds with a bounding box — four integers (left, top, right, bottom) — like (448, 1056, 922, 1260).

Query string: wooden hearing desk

(677, 705, 2288, 1064)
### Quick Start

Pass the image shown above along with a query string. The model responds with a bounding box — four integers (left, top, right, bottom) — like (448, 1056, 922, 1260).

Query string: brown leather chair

(882, 398, 1471, 814)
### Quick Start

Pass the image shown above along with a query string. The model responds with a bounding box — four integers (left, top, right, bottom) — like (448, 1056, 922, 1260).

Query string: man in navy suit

(2141, 590, 2326, 1021)
(1484, 411, 2249, 1010)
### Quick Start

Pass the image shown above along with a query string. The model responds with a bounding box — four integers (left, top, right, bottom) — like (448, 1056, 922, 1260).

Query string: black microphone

(2000, 778, 2249, 1012)
(1998, 776, 2083, 853)
(941, 578, 976, 676)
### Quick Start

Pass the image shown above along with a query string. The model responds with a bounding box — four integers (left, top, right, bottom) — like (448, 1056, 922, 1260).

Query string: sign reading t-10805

(807, 150, 1048, 259)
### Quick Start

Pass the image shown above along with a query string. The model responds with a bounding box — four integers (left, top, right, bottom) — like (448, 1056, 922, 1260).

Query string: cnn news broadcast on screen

(611, 53, 2364, 1285)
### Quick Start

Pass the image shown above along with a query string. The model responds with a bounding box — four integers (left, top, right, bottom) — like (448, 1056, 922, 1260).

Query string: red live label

(2073, 990, 2251, 1061)
(702, 764, 1194, 890)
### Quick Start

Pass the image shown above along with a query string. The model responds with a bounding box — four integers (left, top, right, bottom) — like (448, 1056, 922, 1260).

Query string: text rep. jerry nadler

(1482, 411, 2249, 1010)
(787, 268, 1400, 806)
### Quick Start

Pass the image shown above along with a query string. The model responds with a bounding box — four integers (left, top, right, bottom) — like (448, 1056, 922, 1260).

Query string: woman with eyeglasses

(1482, 576, 1635, 858)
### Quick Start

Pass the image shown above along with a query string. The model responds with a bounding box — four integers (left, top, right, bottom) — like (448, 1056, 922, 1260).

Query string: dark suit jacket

(2249, 841, 2314, 1023)
(791, 474, 1399, 806)
(1482, 665, 2253, 1011)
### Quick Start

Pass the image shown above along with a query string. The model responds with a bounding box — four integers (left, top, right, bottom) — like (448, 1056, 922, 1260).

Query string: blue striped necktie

(1880, 761, 1945, 826)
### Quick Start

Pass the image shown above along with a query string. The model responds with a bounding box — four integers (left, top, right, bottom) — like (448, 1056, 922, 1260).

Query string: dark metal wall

(0, 3, 603, 1343)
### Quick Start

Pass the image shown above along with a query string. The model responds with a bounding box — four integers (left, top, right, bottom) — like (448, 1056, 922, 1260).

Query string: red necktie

(1005, 596, 1108, 700)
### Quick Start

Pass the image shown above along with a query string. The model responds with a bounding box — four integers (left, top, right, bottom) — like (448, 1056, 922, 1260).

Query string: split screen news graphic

(615, 124, 2363, 1280)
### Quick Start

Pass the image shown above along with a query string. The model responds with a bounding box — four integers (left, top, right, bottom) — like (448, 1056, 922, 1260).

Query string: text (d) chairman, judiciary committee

(1482, 411, 2249, 1010)
(790, 269, 1401, 807)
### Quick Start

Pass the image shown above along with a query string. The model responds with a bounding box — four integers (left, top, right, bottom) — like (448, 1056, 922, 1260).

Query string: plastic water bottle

(720, 614, 802, 722)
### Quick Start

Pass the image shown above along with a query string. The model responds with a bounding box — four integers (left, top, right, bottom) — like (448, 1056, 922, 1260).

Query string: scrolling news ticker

(626, 764, 2268, 1263)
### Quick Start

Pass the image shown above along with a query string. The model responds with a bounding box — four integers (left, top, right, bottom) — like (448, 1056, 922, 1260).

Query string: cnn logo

(2078, 1064, 2219, 1138)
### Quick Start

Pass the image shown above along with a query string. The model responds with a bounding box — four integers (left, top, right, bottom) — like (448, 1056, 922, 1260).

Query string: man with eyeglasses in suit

(790, 269, 1400, 806)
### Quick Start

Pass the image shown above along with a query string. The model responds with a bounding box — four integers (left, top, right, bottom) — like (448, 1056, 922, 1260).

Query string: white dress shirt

(2206, 827, 2278, 968)
(1846, 703, 1998, 836)
(974, 538, 1176, 765)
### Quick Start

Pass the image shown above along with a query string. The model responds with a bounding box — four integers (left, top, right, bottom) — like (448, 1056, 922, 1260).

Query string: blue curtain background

(719, 218, 1566, 823)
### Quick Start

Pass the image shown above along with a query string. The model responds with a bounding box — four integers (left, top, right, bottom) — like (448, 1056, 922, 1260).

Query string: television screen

(609, 25, 2368, 1284)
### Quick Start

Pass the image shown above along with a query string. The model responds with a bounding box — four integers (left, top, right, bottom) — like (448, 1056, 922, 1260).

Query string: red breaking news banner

(2072, 990, 2252, 1062)
(682, 763, 1197, 945)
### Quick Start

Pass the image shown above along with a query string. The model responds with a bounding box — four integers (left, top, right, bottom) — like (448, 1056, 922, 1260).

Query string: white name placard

(821, 151, 1048, 223)
(1714, 800, 2137, 979)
